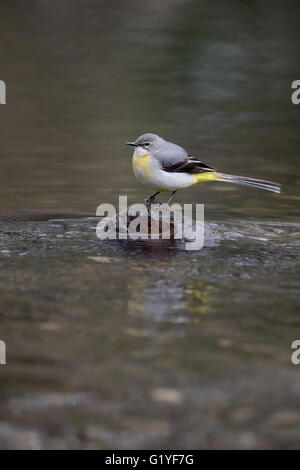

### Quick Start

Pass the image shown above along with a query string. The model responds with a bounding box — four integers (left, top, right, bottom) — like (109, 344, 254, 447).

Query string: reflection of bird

(126, 133, 281, 204)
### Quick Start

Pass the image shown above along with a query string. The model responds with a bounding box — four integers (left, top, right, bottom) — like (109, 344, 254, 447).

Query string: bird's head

(126, 133, 164, 156)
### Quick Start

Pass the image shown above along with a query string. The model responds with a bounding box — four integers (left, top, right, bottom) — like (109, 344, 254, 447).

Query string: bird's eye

(144, 142, 150, 147)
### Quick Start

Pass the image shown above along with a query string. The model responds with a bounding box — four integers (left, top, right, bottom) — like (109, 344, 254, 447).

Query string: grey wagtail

(126, 133, 281, 204)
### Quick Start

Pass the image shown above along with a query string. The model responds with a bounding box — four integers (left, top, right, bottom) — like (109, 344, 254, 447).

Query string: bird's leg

(166, 191, 177, 205)
(145, 191, 160, 205)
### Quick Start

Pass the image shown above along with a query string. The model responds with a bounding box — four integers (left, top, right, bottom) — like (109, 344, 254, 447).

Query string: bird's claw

(145, 197, 155, 205)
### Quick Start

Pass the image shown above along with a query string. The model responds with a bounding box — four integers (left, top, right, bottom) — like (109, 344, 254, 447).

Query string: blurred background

(0, 0, 299, 219)
(0, 0, 300, 450)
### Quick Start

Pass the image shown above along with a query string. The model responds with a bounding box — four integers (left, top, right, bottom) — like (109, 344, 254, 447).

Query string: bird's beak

(125, 142, 137, 147)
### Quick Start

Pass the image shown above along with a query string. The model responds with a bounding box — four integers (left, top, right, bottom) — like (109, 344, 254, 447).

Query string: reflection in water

(186, 279, 217, 316)
(127, 275, 187, 321)
(126, 273, 217, 320)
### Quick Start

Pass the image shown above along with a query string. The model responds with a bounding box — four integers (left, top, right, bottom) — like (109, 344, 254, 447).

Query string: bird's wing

(161, 155, 215, 174)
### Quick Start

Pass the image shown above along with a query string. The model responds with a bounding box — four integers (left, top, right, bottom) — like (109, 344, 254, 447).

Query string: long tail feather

(215, 172, 281, 193)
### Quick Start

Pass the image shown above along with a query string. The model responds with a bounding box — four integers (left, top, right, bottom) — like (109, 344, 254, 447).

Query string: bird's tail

(214, 172, 281, 193)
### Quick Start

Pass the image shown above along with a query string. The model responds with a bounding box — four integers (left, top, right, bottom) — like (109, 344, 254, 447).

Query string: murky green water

(0, 1, 300, 449)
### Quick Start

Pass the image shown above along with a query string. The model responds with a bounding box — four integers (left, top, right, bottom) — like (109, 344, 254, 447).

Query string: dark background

(0, 0, 299, 219)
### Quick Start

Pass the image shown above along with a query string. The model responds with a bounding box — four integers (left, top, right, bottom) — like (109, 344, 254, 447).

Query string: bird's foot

(145, 198, 164, 207)
(145, 196, 155, 205)
(145, 191, 160, 206)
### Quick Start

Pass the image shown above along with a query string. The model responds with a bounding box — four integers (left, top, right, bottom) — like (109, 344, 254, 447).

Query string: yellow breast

(132, 153, 151, 178)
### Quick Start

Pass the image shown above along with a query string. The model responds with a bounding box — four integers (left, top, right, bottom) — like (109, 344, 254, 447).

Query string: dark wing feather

(162, 155, 215, 174)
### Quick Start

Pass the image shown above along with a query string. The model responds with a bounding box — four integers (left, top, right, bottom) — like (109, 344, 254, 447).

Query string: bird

(126, 133, 281, 205)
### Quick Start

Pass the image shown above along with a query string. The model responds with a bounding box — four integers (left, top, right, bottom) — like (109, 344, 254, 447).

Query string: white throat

(134, 146, 150, 158)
